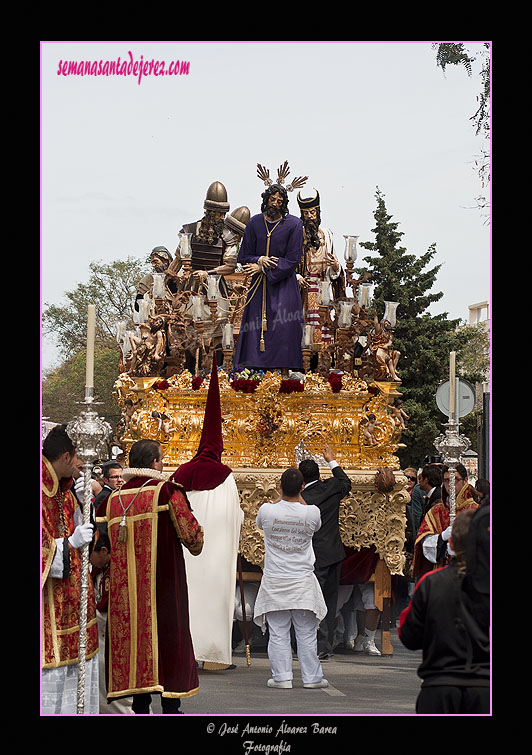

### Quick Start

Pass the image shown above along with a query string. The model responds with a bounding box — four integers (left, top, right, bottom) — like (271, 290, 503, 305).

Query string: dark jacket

(300, 465, 351, 567)
(399, 562, 489, 687)
(93, 484, 113, 517)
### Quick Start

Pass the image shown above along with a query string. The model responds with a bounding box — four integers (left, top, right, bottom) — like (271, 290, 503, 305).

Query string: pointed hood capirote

(170, 362, 233, 492)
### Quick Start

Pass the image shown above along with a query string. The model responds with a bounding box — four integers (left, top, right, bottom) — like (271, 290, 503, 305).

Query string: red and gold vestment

(102, 471, 203, 701)
(412, 483, 479, 580)
(42, 457, 98, 668)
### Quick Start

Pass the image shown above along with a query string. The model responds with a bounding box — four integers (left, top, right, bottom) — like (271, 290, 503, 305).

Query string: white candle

(152, 273, 166, 299)
(449, 351, 456, 420)
(179, 232, 192, 259)
(339, 301, 352, 327)
(207, 275, 220, 301)
(302, 324, 313, 347)
(85, 305, 96, 388)
(222, 322, 234, 350)
(320, 281, 331, 306)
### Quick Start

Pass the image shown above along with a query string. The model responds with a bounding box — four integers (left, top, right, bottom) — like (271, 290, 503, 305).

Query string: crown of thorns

(256, 161, 308, 192)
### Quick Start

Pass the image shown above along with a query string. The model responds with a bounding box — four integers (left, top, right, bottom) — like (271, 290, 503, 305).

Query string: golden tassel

(118, 515, 128, 544)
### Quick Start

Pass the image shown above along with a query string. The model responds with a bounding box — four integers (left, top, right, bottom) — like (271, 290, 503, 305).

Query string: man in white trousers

(253, 467, 328, 689)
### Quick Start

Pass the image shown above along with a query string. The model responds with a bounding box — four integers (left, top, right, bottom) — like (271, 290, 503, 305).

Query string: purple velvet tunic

(234, 212, 304, 370)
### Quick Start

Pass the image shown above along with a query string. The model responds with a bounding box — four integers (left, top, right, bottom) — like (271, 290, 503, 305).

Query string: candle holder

(343, 235, 359, 262)
(152, 272, 166, 299)
(179, 232, 193, 276)
(343, 235, 359, 290)
(206, 276, 220, 322)
(135, 297, 151, 324)
(191, 294, 206, 323)
(222, 322, 234, 351)
(338, 301, 353, 328)
(217, 297, 231, 322)
(206, 273, 221, 301)
(383, 301, 399, 328)
(357, 283, 373, 310)
(207, 299, 218, 321)
(433, 421, 471, 524)
(319, 280, 331, 307)
(335, 327, 353, 373)
(66, 394, 112, 714)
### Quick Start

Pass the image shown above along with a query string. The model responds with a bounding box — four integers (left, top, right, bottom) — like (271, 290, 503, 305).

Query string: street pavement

(151, 628, 423, 718)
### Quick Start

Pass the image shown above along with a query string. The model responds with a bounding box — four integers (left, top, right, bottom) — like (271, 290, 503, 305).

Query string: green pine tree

(357, 188, 465, 468)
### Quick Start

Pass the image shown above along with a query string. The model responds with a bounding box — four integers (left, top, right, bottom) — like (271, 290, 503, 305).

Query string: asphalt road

(150, 628, 423, 722)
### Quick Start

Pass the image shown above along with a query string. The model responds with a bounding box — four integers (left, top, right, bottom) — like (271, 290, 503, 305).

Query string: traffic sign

(436, 378, 476, 418)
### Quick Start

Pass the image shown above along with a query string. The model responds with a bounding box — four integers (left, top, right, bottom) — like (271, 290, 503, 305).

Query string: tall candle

(85, 305, 96, 388)
(449, 351, 456, 420)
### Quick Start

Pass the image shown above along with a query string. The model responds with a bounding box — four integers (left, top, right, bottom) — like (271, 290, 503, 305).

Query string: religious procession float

(111, 163, 411, 654)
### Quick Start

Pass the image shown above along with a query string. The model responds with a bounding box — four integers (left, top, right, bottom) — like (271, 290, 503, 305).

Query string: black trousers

(132, 693, 182, 714)
(416, 685, 490, 714)
(314, 561, 342, 655)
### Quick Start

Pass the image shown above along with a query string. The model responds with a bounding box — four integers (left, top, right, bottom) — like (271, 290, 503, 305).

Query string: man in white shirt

(253, 468, 328, 690)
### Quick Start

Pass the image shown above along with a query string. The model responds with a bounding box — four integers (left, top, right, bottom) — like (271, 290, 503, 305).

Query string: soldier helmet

(224, 206, 250, 235)
(204, 181, 230, 214)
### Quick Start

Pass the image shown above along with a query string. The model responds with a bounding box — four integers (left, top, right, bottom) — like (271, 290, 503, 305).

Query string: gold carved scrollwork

(234, 471, 281, 567)
(113, 371, 409, 575)
(338, 476, 409, 575)
(113, 371, 404, 470)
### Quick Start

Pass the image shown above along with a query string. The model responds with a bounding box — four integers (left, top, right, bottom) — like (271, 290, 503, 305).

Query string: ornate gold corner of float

(338, 472, 410, 575)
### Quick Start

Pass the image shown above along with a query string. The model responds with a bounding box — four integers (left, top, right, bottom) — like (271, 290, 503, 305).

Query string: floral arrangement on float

(327, 372, 343, 393)
(228, 366, 265, 393)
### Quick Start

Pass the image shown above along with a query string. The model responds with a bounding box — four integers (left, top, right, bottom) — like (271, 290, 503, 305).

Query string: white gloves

(69, 523, 94, 549)
(441, 525, 453, 542)
(74, 476, 85, 499)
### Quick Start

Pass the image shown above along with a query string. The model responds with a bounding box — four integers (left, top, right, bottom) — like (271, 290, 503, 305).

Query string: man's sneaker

(353, 635, 365, 652)
(267, 678, 292, 689)
(364, 638, 381, 656)
(303, 679, 329, 689)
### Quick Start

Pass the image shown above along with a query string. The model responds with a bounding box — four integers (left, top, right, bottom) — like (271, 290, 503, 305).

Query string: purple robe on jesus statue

(234, 212, 304, 370)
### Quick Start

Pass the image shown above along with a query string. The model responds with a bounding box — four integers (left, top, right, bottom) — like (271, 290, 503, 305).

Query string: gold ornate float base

(113, 370, 410, 654)
(114, 370, 405, 469)
(114, 369, 409, 577)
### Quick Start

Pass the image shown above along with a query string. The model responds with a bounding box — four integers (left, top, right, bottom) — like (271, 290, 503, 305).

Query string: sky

(40, 40, 491, 371)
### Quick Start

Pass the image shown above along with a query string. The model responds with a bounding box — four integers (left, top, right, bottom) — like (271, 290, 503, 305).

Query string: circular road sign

(435, 378, 476, 418)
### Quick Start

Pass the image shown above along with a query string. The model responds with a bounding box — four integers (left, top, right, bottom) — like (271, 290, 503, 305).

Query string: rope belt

(260, 216, 282, 351)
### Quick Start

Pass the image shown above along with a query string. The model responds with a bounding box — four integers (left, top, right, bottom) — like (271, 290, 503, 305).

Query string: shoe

(353, 635, 365, 652)
(364, 638, 381, 656)
(344, 638, 354, 650)
(267, 678, 292, 689)
(318, 652, 329, 660)
(303, 679, 329, 689)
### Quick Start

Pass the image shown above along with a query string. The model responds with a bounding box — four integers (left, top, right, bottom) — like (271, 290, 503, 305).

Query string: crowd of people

(42, 386, 490, 716)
